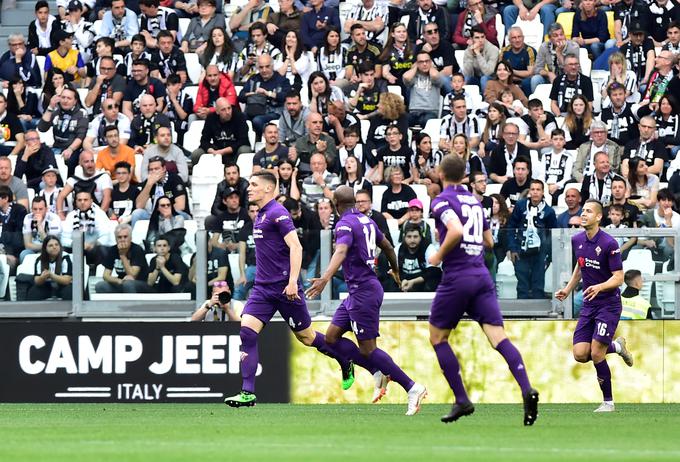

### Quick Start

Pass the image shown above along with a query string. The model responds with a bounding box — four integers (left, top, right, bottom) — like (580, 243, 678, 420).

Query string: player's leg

(591, 339, 615, 412)
(224, 313, 265, 407)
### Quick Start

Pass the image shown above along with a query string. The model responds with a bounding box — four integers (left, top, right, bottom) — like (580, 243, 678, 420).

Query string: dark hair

(471, 25, 486, 36)
(340, 155, 365, 184)
(609, 203, 624, 215)
(148, 196, 179, 243)
(494, 60, 514, 83)
(157, 30, 174, 41)
(0, 185, 13, 200)
(132, 58, 150, 69)
(551, 128, 565, 138)
(627, 157, 647, 195)
(357, 61, 374, 75)
(131, 34, 146, 46)
(41, 68, 66, 112)
(6, 79, 26, 114)
(527, 98, 543, 110)
(451, 94, 466, 105)
(285, 90, 302, 101)
(350, 23, 365, 34)
(322, 26, 342, 56)
(251, 170, 277, 185)
(355, 188, 372, 200)
(223, 162, 240, 173)
(104, 124, 119, 136)
(513, 155, 531, 170)
(95, 36, 115, 55)
(282, 197, 300, 212)
(114, 161, 131, 172)
(439, 154, 467, 182)
(469, 170, 485, 184)
(39, 235, 64, 273)
(35, 0, 49, 11)
(584, 198, 604, 214)
(490, 193, 510, 225)
(166, 73, 181, 86)
(148, 156, 166, 167)
(612, 176, 627, 187)
(403, 223, 422, 235)
(140, 0, 160, 8)
(32, 195, 47, 207)
(624, 269, 642, 286)
(249, 22, 267, 36)
(658, 187, 674, 202)
(307, 71, 330, 101)
(414, 131, 432, 160)
(284, 30, 303, 60)
(658, 94, 679, 115)
(202, 26, 235, 68)
(529, 179, 544, 190)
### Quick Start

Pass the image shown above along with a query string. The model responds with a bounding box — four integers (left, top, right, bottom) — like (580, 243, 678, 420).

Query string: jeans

(233, 265, 256, 301)
(407, 110, 438, 128)
(465, 74, 492, 93)
(502, 4, 557, 37)
(528, 74, 548, 94)
(585, 42, 605, 60)
(513, 249, 547, 299)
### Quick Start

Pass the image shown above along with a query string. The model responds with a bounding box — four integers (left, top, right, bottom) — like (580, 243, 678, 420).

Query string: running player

(428, 155, 539, 425)
(224, 172, 353, 407)
(305, 186, 428, 415)
(555, 199, 634, 412)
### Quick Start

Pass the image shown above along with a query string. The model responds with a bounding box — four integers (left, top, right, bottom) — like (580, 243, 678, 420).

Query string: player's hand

(583, 283, 602, 301)
(554, 288, 569, 301)
(389, 270, 401, 287)
(304, 277, 328, 299)
(428, 252, 442, 267)
(283, 281, 300, 301)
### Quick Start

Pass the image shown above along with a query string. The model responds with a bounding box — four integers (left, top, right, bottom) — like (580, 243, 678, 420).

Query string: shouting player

(555, 199, 634, 412)
(306, 186, 428, 415)
(428, 155, 539, 425)
(224, 171, 353, 407)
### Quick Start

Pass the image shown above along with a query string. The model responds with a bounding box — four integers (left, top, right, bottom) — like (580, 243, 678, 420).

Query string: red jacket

(453, 10, 498, 48)
(194, 73, 237, 113)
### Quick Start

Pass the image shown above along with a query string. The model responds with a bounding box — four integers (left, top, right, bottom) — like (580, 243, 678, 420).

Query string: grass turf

(1, 403, 679, 461)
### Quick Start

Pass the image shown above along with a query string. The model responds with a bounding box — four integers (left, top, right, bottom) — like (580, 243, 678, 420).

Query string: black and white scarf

(589, 173, 614, 206)
(522, 200, 546, 253)
(73, 205, 96, 235)
(153, 172, 170, 202)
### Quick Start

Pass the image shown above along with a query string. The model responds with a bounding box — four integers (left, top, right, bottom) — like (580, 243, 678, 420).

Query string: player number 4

(597, 322, 608, 337)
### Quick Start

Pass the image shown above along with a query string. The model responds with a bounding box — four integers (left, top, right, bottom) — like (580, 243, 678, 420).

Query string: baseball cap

(221, 186, 240, 199)
(54, 29, 74, 43)
(67, 0, 83, 11)
(630, 22, 645, 34)
(408, 199, 423, 210)
(42, 165, 59, 175)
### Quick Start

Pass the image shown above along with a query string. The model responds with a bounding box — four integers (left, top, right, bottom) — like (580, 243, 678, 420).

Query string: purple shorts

(331, 279, 383, 341)
(429, 272, 504, 330)
(573, 301, 622, 345)
(242, 283, 312, 332)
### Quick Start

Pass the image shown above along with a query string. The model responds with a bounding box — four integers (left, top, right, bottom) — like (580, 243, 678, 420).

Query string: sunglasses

(159, 203, 172, 208)
(425, 29, 439, 35)
(106, 104, 120, 110)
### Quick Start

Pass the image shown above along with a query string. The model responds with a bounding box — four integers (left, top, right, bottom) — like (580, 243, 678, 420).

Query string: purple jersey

(335, 208, 385, 287)
(253, 199, 297, 285)
(431, 185, 489, 274)
(572, 229, 623, 307)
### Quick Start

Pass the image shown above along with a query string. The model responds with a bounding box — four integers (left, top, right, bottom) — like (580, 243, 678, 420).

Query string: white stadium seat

(132, 220, 149, 246)
(512, 17, 544, 50)
(185, 53, 202, 85)
(372, 184, 387, 212)
(530, 84, 553, 114)
(237, 153, 255, 179)
(183, 120, 204, 153)
(496, 258, 518, 299)
(622, 249, 655, 302)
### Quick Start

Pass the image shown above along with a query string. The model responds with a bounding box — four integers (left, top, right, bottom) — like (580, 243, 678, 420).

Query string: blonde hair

(608, 52, 629, 75)
(378, 92, 406, 120)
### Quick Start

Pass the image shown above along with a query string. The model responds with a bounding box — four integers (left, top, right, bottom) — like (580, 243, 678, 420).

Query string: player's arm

(283, 230, 303, 299)
(428, 209, 464, 267)
(305, 242, 349, 299)
(378, 235, 400, 286)
(583, 269, 624, 301)
(555, 264, 581, 300)
(483, 229, 494, 249)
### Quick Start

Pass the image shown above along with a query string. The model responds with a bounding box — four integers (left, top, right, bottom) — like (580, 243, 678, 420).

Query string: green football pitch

(1, 403, 679, 461)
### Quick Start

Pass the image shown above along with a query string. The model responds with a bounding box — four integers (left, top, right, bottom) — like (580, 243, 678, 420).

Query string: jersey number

(461, 204, 484, 244)
(362, 224, 377, 259)
(597, 322, 608, 337)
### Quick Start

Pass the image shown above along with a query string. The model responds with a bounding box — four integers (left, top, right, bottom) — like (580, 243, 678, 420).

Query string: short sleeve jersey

(431, 184, 489, 273)
(334, 208, 385, 287)
(572, 229, 623, 307)
(104, 243, 148, 279)
(253, 199, 297, 285)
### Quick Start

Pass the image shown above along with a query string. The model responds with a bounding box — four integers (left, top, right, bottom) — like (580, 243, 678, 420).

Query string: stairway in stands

(0, 0, 58, 55)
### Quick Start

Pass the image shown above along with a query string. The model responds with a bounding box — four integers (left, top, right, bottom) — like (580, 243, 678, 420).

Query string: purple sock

(606, 343, 616, 354)
(312, 331, 350, 370)
(433, 342, 470, 404)
(594, 360, 613, 401)
(332, 337, 378, 374)
(239, 326, 259, 393)
(496, 338, 532, 395)
(368, 348, 415, 392)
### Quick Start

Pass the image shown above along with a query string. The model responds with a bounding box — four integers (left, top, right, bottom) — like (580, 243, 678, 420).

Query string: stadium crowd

(0, 0, 679, 305)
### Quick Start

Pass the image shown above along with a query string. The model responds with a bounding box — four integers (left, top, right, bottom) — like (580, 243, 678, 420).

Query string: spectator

(211, 163, 250, 213)
(144, 195, 185, 251)
(26, 235, 73, 300)
(439, 95, 481, 153)
(146, 235, 188, 293)
(610, 0, 650, 51)
(300, 0, 341, 53)
(37, 166, 62, 214)
(648, 0, 680, 47)
(141, 126, 188, 182)
(266, 0, 301, 50)
(620, 269, 651, 320)
(562, 94, 593, 151)
(507, 179, 557, 299)
(354, 188, 391, 243)
(293, 112, 338, 177)
(663, 20, 680, 55)
(278, 91, 309, 144)
(500, 156, 532, 210)
(479, 102, 506, 159)
(618, 22, 655, 89)
(234, 202, 259, 301)
(580, 151, 625, 206)
(415, 20, 457, 93)
(621, 116, 667, 178)
(453, 0, 497, 49)
(27, 1, 59, 57)
(344, 24, 381, 86)
(338, 126, 363, 168)
(488, 192, 511, 276)
(96, 223, 150, 293)
(653, 94, 680, 161)
(539, 129, 574, 202)
(13, 129, 58, 192)
(549, 53, 594, 116)
(275, 158, 301, 200)
(192, 98, 250, 166)
(364, 91, 406, 155)
(7, 79, 42, 131)
(200, 27, 238, 80)
(206, 187, 250, 253)
(412, 132, 443, 199)
(572, 0, 610, 59)
(38, 85, 88, 175)
(403, 51, 443, 128)
(191, 280, 240, 321)
(300, 152, 341, 210)
(133, 156, 190, 225)
(253, 123, 289, 174)
(602, 176, 641, 228)
(381, 166, 416, 224)
(316, 26, 347, 87)
(484, 61, 528, 107)
(627, 157, 660, 211)
(57, 149, 113, 216)
(61, 189, 114, 265)
(604, 203, 637, 257)
(556, 187, 583, 229)
(87, 37, 124, 79)
(62, 0, 95, 63)
(600, 52, 638, 106)
(0, 155, 30, 209)
(517, 97, 555, 155)
(229, 0, 272, 46)
(638, 188, 679, 262)
(194, 64, 237, 120)
(641, 50, 675, 108)
(276, 30, 312, 92)
(20, 195, 62, 262)
(501, 27, 538, 96)
(503, 0, 557, 38)
(139, 0, 180, 49)
(340, 155, 372, 197)
(344, 0, 386, 45)
(348, 62, 388, 121)
(573, 120, 623, 182)
(315, 197, 337, 234)
(488, 122, 530, 184)
(397, 198, 432, 245)
(0, 185, 28, 271)
(0, 34, 42, 88)
(379, 23, 414, 97)
(236, 22, 282, 82)
(408, 0, 449, 46)
(389, 223, 439, 292)
(149, 30, 188, 85)
(469, 170, 493, 219)
(109, 161, 139, 223)
(123, 35, 153, 81)
(283, 196, 322, 275)
(122, 58, 166, 120)
(84, 98, 132, 150)
(162, 74, 193, 149)
(100, 0, 139, 53)
(377, 125, 416, 184)
(83, 56, 126, 114)
(462, 26, 499, 91)
(238, 54, 290, 140)
(94, 125, 136, 181)
(533, 23, 579, 88)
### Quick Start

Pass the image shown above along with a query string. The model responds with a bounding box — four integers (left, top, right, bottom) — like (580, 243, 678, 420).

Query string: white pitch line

(66, 387, 112, 392)
(165, 393, 224, 398)
(165, 387, 212, 392)
(54, 393, 112, 398)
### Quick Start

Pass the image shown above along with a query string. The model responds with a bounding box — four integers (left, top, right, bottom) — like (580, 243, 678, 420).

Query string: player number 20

(461, 204, 484, 244)
(596, 322, 608, 337)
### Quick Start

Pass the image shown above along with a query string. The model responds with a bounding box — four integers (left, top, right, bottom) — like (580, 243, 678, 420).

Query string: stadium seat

(183, 220, 198, 254)
(496, 258, 518, 299)
(39, 127, 54, 146)
(556, 12, 574, 39)
(228, 253, 241, 282)
(134, 154, 143, 182)
(184, 85, 199, 105)
(544, 263, 553, 294)
(77, 88, 91, 115)
(454, 50, 465, 70)
(579, 48, 592, 78)
(36, 55, 46, 77)
(0, 255, 9, 299)
(237, 153, 255, 179)
(183, 120, 205, 153)
(178, 17, 190, 38)
(185, 53, 202, 85)
(182, 253, 193, 268)
(400, 14, 410, 29)
(622, 248, 655, 302)
(246, 120, 256, 149)
(530, 84, 553, 114)
(132, 220, 150, 246)
(386, 218, 400, 244)
(657, 261, 676, 317)
(463, 85, 483, 109)
(360, 119, 370, 144)
(495, 14, 505, 48)
(422, 118, 441, 145)
(10, 254, 39, 301)
(372, 184, 387, 211)
(387, 85, 402, 98)
(512, 17, 544, 51)
(485, 183, 502, 196)
(191, 182, 218, 220)
(92, 20, 102, 36)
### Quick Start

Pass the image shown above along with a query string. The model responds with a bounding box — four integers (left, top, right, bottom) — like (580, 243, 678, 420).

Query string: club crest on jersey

(595, 246, 601, 256)
(275, 215, 289, 223)
(578, 256, 585, 268)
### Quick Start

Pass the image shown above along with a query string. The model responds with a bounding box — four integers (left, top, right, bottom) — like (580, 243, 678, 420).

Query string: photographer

(191, 281, 241, 321)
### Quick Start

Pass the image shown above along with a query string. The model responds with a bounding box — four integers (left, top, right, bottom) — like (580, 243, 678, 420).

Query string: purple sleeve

(430, 197, 450, 223)
(335, 222, 354, 247)
(607, 238, 623, 272)
(273, 209, 296, 237)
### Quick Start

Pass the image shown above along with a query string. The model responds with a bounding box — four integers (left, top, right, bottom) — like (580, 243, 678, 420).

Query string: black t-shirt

(88, 73, 126, 114)
(206, 208, 250, 244)
(238, 221, 256, 266)
(367, 113, 408, 152)
(620, 37, 654, 83)
(416, 41, 458, 73)
(600, 104, 640, 147)
(139, 173, 189, 214)
(549, 73, 594, 113)
(150, 47, 187, 80)
(104, 242, 149, 280)
(353, 79, 387, 115)
(602, 201, 641, 228)
(346, 45, 380, 72)
(123, 77, 167, 115)
(149, 253, 187, 292)
(253, 145, 288, 170)
(208, 247, 232, 289)
(479, 194, 493, 221)
(376, 144, 414, 180)
(381, 185, 417, 219)
(622, 139, 668, 170)
(500, 178, 530, 207)
(111, 184, 140, 219)
(398, 243, 428, 280)
(0, 111, 24, 143)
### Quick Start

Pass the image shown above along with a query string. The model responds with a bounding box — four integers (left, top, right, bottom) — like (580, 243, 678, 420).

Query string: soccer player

(305, 186, 428, 415)
(555, 199, 634, 413)
(224, 171, 352, 407)
(428, 155, 539, 425)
